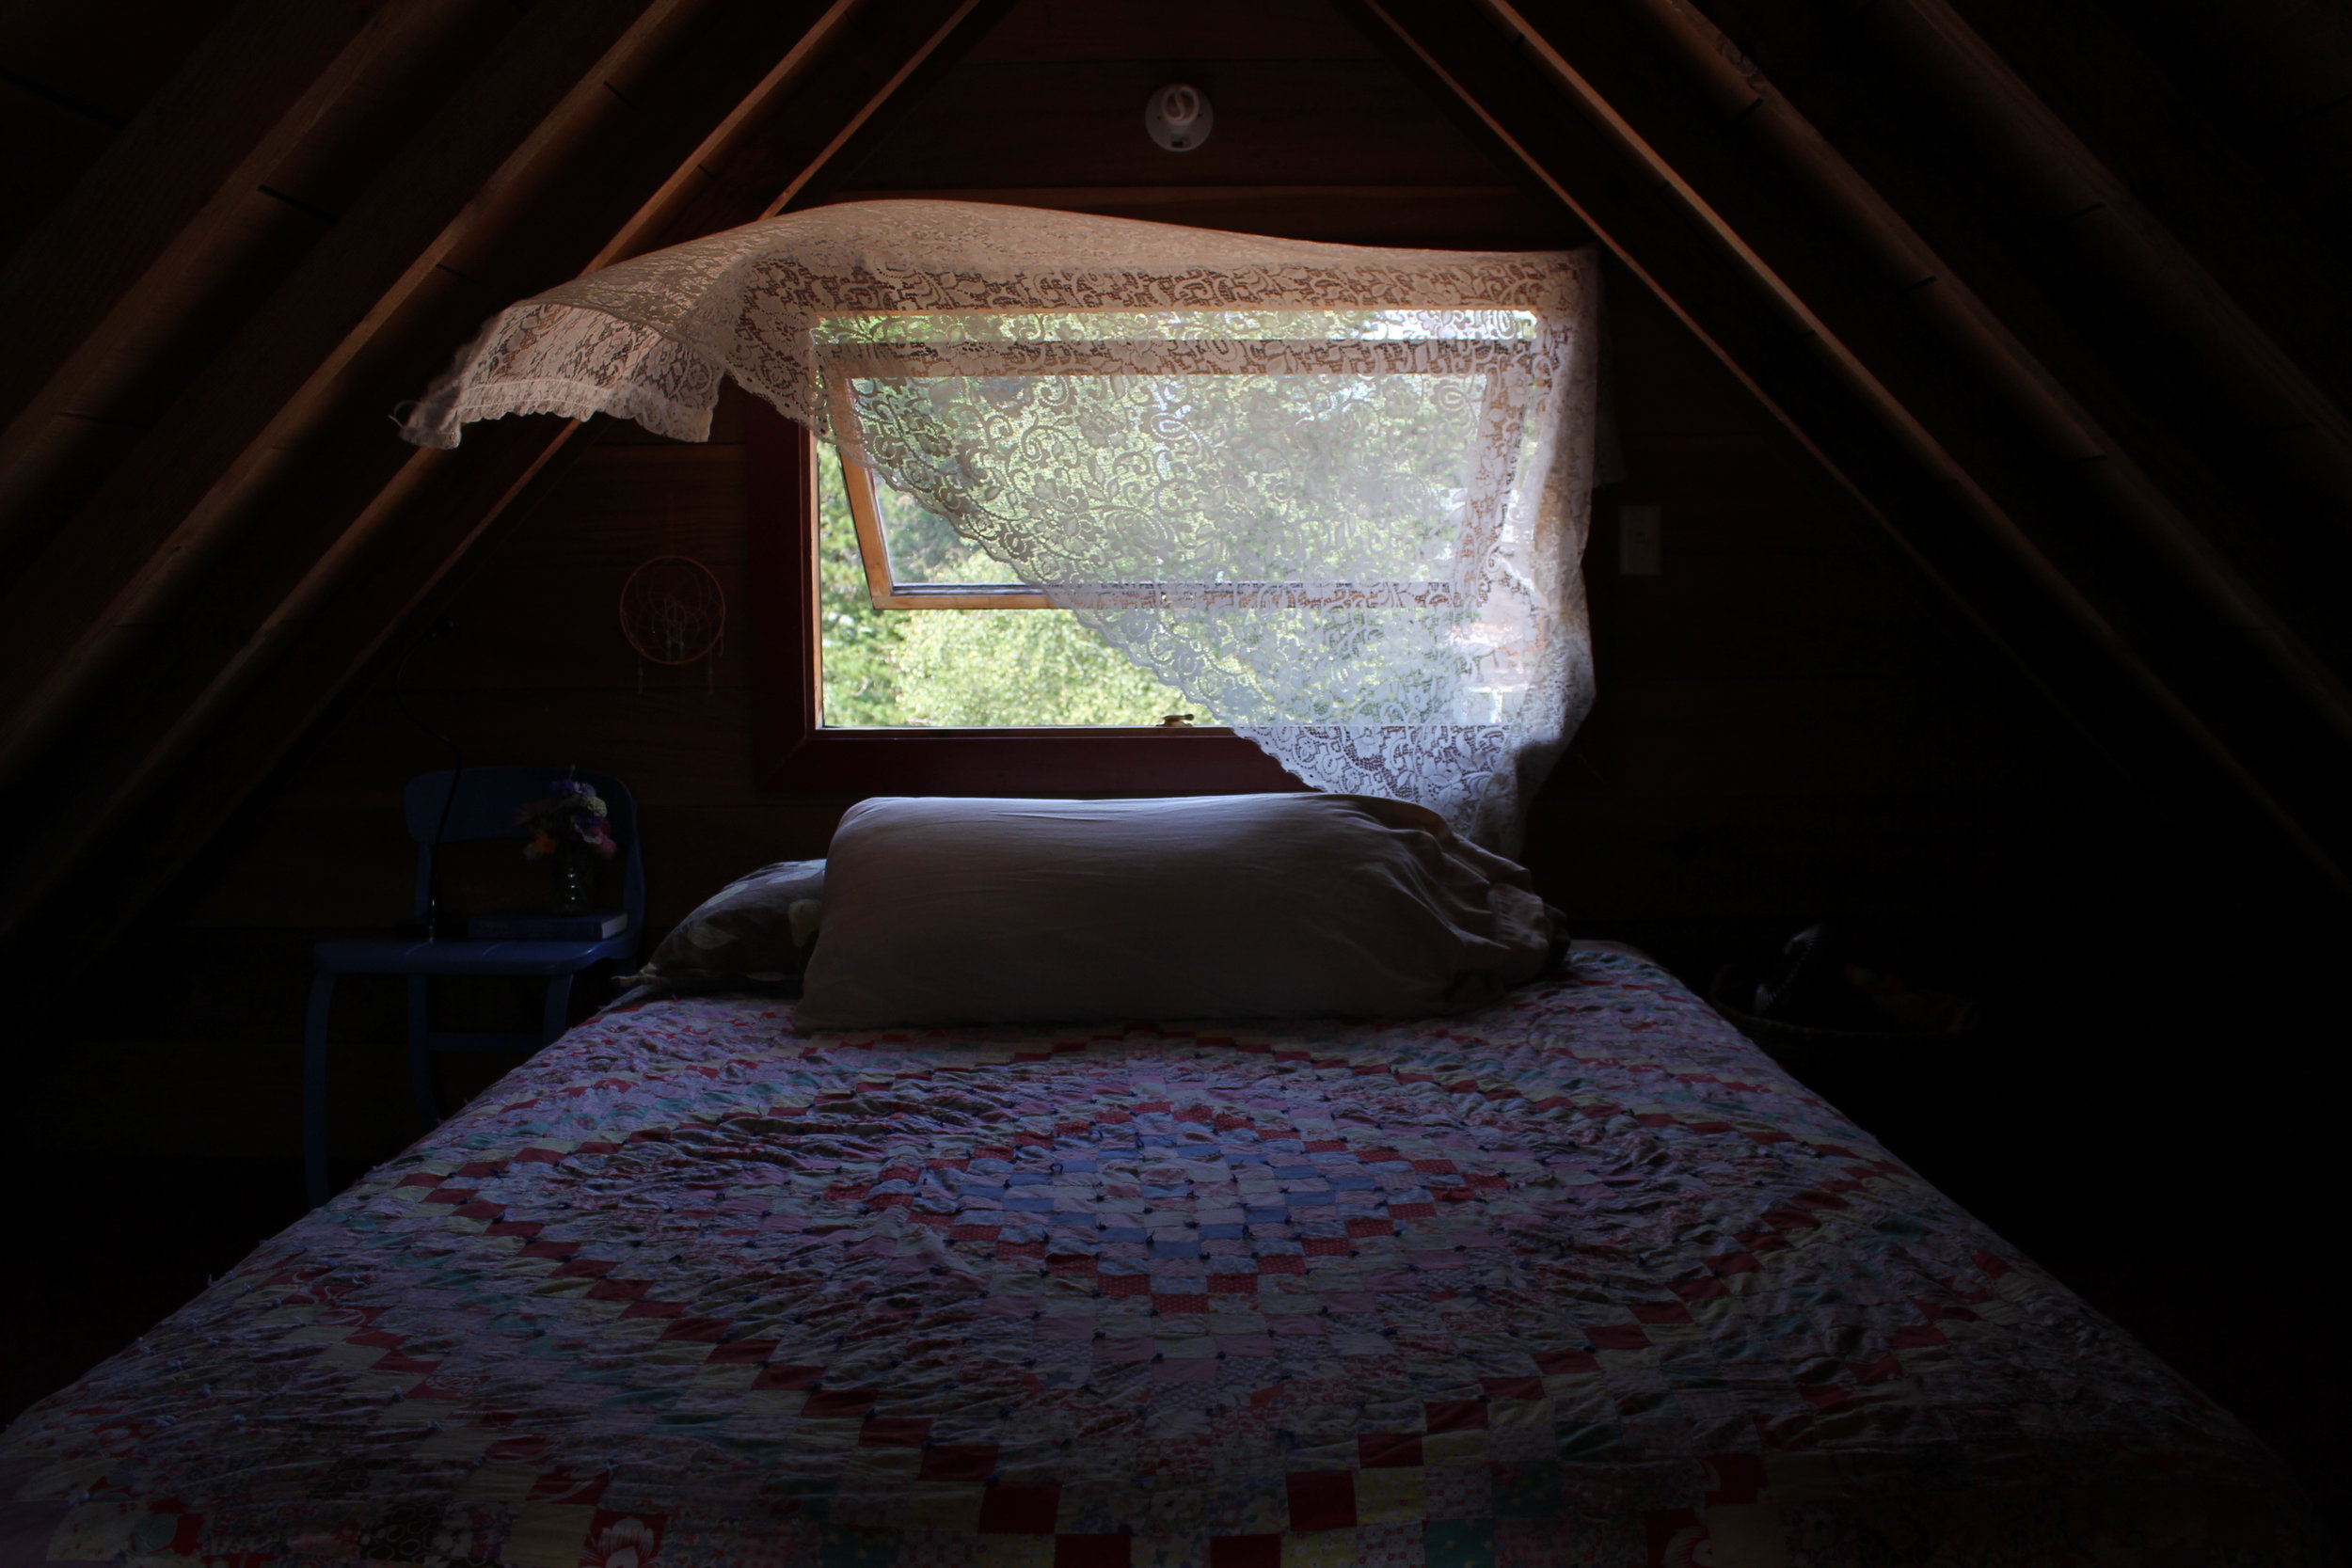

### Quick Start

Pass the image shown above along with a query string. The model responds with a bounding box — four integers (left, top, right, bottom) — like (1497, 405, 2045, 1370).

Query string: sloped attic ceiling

(1, 0, 2349, 967)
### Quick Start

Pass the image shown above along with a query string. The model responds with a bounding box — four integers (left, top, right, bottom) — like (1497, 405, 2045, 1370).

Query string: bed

(0, 948, 2314, 1566)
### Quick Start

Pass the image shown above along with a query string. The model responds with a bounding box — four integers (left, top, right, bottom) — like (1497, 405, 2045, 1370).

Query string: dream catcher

(619, 553, 726, 689)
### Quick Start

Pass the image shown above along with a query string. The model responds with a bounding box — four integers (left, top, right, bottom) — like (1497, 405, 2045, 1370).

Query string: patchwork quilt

(0, 950, 2316, 1566)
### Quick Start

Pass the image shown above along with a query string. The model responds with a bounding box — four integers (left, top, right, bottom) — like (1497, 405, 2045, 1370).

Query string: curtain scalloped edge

(399, 379, 721, 448)
(396, 304, 728, 450)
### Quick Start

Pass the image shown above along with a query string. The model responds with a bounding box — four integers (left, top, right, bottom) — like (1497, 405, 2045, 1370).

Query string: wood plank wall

(43, 0, 2132, 1165)
(1533, 283, 2123, 950)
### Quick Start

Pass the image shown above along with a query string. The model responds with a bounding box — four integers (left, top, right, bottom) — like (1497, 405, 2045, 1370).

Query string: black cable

(389, 617, 463, 942)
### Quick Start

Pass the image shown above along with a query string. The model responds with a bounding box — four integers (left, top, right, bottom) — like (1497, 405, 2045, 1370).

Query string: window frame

(746, 399, 1307, 797)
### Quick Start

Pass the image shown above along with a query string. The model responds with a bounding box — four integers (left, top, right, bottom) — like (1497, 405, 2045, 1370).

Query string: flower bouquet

(516, 777, 616, 912)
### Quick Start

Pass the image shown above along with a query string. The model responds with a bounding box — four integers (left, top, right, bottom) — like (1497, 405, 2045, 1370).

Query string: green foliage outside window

(816, 455, 1200, 728)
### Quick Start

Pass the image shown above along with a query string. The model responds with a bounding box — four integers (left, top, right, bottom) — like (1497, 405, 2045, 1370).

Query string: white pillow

(795, 794, 1550, 1028)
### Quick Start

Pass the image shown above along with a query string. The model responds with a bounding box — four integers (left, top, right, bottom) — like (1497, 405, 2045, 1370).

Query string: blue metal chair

(304, 766, 644, 1205)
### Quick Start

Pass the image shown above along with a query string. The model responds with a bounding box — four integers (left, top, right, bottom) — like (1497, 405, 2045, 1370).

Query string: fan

(618, 554, 725, 687)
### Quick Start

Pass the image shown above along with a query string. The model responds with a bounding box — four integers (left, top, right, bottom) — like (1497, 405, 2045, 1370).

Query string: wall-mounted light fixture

(1145, 83, 1212, 152)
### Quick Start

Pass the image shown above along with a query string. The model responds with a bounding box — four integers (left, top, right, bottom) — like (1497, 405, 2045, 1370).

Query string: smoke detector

(1145, 83, 1213, 152)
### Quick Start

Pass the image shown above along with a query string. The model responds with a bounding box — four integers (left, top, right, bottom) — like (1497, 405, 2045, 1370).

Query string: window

(817, 449, 1201, 729)
(746, 404, 1301, 796)
(411, 202, 1595, 838)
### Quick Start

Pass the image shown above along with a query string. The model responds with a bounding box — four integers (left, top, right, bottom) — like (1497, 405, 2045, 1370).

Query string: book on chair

(467, 910, 630, 941)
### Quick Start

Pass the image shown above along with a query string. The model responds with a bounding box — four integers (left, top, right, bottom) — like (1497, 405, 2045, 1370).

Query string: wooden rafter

(1589, 0, 2352, 831)
(0, 0, 1019, 961)
(0, 0, 397, 531)
(1351, 0, 2352, 890)
(654, 0, 1011, 243)
(1695, 0, 2352, 690)
(0, 0, 680, 775)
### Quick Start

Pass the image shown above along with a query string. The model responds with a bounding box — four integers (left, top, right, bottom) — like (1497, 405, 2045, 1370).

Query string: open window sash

(827, 375, 1050, 610)
(819, 332, 1531, 614)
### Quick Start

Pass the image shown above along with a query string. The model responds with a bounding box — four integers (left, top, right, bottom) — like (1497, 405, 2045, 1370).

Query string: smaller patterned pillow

(627, 859, 824, 993)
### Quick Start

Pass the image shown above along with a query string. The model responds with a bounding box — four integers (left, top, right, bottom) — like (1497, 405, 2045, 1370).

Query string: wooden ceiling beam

(0, 0, 1016, 962)
(652, 0, 1019, 244)
(1585, 0, 2352, 879)
(1579, 0, 2352, 868)
(1354, 0, 2350, 891)
(0, 0, 481, 540)
(0, 0, 681, 784)
(1695, 0, 2352, 689)
(1933, 0, 2352, 405)
(0, 0, 690, 946)
(575, 0, 863, 269)
(84, 0, 868, 802)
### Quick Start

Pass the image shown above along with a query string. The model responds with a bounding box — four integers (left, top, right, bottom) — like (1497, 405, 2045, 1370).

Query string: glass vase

(551, 849, 596, 915)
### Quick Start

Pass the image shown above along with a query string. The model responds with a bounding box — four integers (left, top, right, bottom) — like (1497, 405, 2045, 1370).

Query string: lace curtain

(402, 201, 1601, 850)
